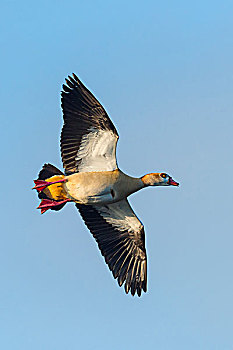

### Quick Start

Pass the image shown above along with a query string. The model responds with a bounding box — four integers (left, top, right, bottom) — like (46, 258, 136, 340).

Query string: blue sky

(1, 1, 233, 349)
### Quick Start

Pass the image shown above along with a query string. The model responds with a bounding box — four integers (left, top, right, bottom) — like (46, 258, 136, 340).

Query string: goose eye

(161, 173, 167, 178)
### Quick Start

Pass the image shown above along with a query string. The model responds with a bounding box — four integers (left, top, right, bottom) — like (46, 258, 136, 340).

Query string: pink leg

(33, 178, 66, 192)
(37, 198, 71, 214)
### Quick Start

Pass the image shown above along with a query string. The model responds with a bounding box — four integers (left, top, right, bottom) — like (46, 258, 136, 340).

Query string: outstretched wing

(61, 74, 119, 174)
(76, 199, 147, 296)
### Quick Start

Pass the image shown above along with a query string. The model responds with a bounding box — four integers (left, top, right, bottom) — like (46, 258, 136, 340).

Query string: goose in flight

(33, 74, 179, 297)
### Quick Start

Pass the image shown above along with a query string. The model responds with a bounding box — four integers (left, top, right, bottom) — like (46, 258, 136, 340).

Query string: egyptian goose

(33, 74, 179, 297)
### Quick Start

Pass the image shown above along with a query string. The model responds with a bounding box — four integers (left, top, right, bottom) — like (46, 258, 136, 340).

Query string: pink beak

(168, 177, 179, 186)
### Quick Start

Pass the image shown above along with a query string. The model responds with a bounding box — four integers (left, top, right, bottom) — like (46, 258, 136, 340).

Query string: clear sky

(1, 0, 233, 349)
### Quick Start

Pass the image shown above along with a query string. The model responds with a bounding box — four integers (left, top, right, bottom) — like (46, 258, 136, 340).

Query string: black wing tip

(62, 83, 70, 93)
(72, 72, 79, 81)
(62, 73, 80, 94)
(116, 267, 147, 297)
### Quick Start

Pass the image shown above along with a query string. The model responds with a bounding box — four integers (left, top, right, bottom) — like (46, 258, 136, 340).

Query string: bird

(33, 73, 179, 297)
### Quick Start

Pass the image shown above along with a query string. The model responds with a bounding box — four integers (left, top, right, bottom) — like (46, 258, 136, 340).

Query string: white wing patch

(96, 200, 143, 233)
(76, 127, 118, 172)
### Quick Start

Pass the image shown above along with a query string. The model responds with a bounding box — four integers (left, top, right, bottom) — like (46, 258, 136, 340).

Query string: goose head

(141, 172, 179, 187)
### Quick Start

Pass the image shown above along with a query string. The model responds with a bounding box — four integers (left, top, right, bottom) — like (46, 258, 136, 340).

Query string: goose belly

(64, 171, 120, 205)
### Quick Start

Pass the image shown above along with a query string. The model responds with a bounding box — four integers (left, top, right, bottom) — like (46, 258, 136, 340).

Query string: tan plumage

(33, 74, 179, 296)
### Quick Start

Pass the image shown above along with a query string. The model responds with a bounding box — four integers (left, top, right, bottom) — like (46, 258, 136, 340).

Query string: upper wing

(61, 74, 119, 174)
(76, 199, 147, 296)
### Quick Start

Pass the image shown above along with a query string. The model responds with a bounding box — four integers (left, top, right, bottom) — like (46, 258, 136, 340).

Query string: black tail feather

(38, 163, 63, 180)
(36, 163, 66, 212)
